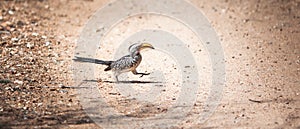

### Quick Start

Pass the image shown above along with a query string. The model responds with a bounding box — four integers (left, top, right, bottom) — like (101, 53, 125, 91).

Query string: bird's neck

(130, 51, 141, 57)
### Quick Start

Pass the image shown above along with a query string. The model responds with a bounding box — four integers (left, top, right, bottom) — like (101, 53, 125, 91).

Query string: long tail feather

(73, 56, 113, 66)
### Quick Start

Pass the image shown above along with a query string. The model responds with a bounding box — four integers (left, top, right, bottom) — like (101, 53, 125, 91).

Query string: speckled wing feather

(109, 54, 141, 71)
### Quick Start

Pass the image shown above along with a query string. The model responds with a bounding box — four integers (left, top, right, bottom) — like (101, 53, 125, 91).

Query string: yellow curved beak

(140, 43, 155, 50)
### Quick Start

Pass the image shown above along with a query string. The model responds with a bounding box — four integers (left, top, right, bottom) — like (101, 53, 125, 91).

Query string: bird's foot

(139, 73, 150, 78)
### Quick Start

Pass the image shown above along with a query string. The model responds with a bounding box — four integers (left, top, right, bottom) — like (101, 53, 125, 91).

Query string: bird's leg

(114, 73, 120, 83)
(132, 69, 150, 78)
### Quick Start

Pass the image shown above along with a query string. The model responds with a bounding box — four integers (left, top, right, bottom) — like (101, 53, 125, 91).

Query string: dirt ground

(0, 0, 299, 128)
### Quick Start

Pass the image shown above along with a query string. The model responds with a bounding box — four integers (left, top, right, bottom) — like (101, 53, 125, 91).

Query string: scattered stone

(26, 42, 34, 48)
(243, 19, 249, 23)
(14, 80, 23, 85)
(11, 37, 19, 41)
(45, 41, 51, 46)
(8, 10, 14, 15)
(37, 103, 43, 107)
(32, 32, 39, 36)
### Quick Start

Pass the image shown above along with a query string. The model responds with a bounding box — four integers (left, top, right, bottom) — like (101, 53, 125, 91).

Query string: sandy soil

(0, 0, 299, 128)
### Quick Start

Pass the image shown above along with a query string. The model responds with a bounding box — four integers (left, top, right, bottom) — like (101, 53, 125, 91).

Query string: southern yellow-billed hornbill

(73, 43, 155, 82)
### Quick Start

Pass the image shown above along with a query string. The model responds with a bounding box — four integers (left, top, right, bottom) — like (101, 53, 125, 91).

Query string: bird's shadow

(83, 79, 162, 84)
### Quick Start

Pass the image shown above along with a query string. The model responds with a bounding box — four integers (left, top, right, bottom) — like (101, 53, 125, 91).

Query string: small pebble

(14, 80, 23, 85)
(26, 43, 33, 48)
(45, 41, 51, 46)
(8, 10, 14, 15)
(11, 38, 19, 41)
(37, 103, 43, 106)
(32, 32, 39, 36)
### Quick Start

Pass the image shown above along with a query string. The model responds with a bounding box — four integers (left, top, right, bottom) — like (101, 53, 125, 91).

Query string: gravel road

(0, 0, 299, 128)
